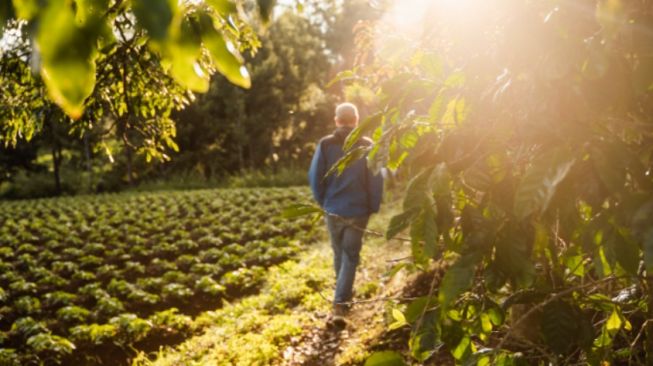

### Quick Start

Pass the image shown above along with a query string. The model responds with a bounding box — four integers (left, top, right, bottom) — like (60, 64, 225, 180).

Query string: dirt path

(280, 235, 412, 366)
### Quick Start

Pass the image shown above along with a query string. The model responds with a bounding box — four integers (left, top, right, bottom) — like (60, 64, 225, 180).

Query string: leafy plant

(325, 1, 653, 364)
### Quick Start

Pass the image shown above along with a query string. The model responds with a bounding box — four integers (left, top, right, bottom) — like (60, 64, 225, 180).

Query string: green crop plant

(0, 187, 317, 364)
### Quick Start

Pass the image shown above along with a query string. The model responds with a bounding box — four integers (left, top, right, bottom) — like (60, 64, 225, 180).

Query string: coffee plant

(331, 1, 653, 365)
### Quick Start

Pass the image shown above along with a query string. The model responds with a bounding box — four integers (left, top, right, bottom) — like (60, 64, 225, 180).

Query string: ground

(138, 203, 454, 366)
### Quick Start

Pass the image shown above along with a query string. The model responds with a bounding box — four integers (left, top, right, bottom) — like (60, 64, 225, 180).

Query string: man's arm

(308, 142, 327, 207)
(367, 166, 384, 214)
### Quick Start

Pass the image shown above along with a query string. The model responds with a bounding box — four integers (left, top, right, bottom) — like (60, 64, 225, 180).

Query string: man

(308, 102, 383, 325)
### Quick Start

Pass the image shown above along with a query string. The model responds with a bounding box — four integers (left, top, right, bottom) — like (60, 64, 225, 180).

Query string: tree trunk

(51, 144, 62, 195)
(47, 112, 62, 195)
(237, 143, 244, 172)
(84, 133, 93, 191)
(125, 142, 134, 186)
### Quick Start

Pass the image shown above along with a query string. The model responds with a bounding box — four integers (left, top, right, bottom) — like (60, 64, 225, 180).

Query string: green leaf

(404, 296, 436, 323)
(37, 0, 100, 119)
(605, 308, 622, 336)
(409, 309, 441, 362)
(613, 230, 639, 276)
(487, 305, 504, 326)
(452, 335, 471, 361)
(463, 159, 492, 192)
(514, 149, 575, 220)
(444, 71, 465, 88)
(281, 204, 322, 219)
(205, 0, 236, 17)
(388, 308, 408, 330)
(165, 16, 209, 93)
(540, 300, 580, 355)
(133, 0, 175, 41)
(26, 333, 75, 354)
(364, 351, 406, 366)
(326, 69, 356, 88)
(386, 209, 418, 240)
(564, 255, 585, 277)
(591, 143, 627, 193)
(325, 145, 369, 178)
(11, 0, 38, 20)
(199, 15, 251, 89)
(410, 206, 438, 263)
(480, 313, 492, 333)
(438, 252, 481, 308)
(594, 327, 613, 348)
(343, 112, 383, 151)
(404, 168, 434, 211)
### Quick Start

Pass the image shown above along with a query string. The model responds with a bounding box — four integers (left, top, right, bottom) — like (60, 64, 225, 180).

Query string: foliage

(0, 187, 318, 364)
(0, 1, 367, 197)
(170, 9, 333, 176)
(330, 0, 653, 364)
(135, 250, 333, 366)
(0, 0, 258, 120)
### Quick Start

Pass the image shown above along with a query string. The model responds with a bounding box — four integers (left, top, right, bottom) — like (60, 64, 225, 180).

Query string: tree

(171, 9, 333, 176)
(1, 0, 282, 188)
(335, 0, 653, 364)
(0, 0, 260, 145)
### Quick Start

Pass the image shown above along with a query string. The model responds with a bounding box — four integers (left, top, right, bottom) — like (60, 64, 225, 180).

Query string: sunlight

(382, 0, 476, 37)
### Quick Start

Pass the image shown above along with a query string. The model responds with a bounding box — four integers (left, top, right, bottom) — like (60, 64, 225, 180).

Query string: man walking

(308, 103, 383, 325)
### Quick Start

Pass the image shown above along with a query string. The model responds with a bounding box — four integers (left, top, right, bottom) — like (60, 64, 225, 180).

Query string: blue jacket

(308, 126, 383, 217)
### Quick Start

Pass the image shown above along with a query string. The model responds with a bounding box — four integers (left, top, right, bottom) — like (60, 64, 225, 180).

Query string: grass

(132, 249, 333, 366)
(131, 201, 408, 366)
(131, 167, 308, 193)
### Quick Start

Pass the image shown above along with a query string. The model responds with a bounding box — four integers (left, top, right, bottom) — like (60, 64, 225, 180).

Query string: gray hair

(335, 103, 359, 126)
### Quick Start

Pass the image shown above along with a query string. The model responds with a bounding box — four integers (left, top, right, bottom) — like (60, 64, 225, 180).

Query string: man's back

(308, 126, 383, 218)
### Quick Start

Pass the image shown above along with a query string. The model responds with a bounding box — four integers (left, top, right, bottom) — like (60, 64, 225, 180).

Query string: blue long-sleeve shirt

(308, 126, 383, 217)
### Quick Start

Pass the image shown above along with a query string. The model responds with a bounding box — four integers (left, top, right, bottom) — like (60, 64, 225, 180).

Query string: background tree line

(0, 0, 379, 198)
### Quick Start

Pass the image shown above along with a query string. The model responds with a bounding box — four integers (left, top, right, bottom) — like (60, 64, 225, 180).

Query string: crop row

(0, 187, 318, 365)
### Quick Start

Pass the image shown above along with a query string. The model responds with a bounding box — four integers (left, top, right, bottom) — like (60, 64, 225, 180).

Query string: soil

(278, 237, 454, 366)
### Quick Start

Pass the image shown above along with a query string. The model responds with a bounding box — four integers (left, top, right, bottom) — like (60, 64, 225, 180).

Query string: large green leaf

(37, 0, 100, 119)
(386, 209, 418, 240)
(404, 296, 436, 323)
(494, 224, 535, 288)
(540, 300, 583, 355)
(403, 167, 434, 211)
(199, 13, 250, 89)
(166, 16, 209, 93)
(438, 252, 481, 308)
(364, 351, 406, 366)
(612, 229, 639, 276)
(11, 0, 38, 20)
(409, 309, 441, 362)
(326, 69, 357, 88)
(514, 149, 575, 220)
(410, 206, 438, 263)
(133, 0, 175, 41)
(281, 204, 322, 219)
(343, 112, 383, 151)
(325, 145, 369, 178)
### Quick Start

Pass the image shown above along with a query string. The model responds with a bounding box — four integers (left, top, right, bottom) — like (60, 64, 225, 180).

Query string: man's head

(334, 103, 359, 127)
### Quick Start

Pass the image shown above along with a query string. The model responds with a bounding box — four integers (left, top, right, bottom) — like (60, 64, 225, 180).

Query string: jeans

(326, 214, 369, 305)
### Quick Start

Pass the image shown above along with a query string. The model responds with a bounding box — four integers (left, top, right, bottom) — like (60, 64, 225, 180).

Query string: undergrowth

(132, 250, 333, 366)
